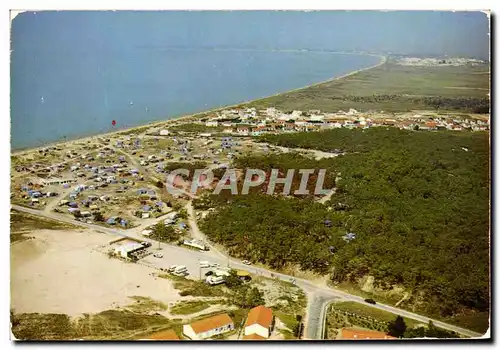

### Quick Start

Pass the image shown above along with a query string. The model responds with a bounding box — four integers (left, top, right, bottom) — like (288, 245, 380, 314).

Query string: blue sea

(10, 12, 380, 150)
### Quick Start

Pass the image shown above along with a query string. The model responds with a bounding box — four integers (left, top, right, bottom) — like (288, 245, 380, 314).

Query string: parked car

(242, 260, 251, 265)
(153, 252, 163, 258)
(364, 298, 376, 305)
(205, 271, 214, 277)
(200, 261, 211, 268)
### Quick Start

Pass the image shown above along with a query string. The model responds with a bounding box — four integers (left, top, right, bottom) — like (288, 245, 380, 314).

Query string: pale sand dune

(10, 229, 184, 316)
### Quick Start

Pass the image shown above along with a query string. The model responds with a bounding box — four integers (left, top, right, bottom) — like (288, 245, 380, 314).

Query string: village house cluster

(198, 107, 489, 136)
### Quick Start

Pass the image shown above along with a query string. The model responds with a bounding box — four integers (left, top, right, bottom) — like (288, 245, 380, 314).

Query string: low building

(183, 239, 208, 251)
(141, 329, 180, 340)
(113, 242, 147, 259)
(183, 313, 234, 340)
(338, 328, 397, 340)
(244, 305, 273, 339)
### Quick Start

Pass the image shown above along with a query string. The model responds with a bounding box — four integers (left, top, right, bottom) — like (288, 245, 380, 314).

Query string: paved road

(305, 293, 336, 340)
(11, 204, 483, 339)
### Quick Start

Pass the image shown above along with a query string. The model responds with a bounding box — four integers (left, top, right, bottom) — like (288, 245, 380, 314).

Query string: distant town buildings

(190, 107, 488, 137)
(395, 57, 487, 67)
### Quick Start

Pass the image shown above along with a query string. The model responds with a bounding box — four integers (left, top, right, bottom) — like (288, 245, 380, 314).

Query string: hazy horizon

(12, 11, 490, 60)
(10, 10, 490, 149)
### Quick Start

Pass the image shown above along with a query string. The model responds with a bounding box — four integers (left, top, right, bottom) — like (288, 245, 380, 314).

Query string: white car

(153, 252, 163, 258)
(242, 260, 251, 265)
(141, 229, 153, 237)
(199, 261, 211, 268)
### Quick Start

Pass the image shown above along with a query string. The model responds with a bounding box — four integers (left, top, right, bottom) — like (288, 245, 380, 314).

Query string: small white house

(113, 242, 146, 259)
(183, 239, 208, 251)
(237, 127, 249, 136)
(205, 121, 219, 127)
(159, 129, 170, 136)
(183, 313, 234, 340)
(244, 305, 273, 339)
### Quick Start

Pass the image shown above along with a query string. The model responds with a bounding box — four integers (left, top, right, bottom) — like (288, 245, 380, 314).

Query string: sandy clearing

(11, 229, 185, 316)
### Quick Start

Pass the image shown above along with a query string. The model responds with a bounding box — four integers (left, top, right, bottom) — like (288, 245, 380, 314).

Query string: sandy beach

(10, 229, 186, 316)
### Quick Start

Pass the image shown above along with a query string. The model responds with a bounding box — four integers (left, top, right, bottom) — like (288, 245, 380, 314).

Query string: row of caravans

(168, 265, 188, 276)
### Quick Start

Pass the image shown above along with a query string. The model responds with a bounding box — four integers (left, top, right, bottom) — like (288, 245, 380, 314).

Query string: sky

(11, 10, 490, 59)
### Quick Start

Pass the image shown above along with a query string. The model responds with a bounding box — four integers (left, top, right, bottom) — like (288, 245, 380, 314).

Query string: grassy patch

(334, 282, 402, 308)
(11, 313, 76, 340)
(274, 311, 299, 340)
(170, 123, 224, 133)
(10, 210, 78, 235)
(228, 308, 250, 329)
(446, 312, 490, 335)
(331, 301, 420, 328)
(170, 301, 211, 315)
(245, 61, 490, 113)
(11, 310, 174, 340)
(118, 126, 150, 136)
(334, 282, 488, 334)
(274, 311, 299, 331)
(280, 329, 296, 340)
(158, 274, 227, 297)
(10, 232, 34, 244)
(127, 296, 168, 313)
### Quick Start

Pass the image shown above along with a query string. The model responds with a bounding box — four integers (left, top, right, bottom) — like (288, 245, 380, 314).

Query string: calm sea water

(10, 12, 380, 150)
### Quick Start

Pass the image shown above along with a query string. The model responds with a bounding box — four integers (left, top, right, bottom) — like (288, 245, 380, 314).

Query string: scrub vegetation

(244, 60, 490, 113)
(198, 128, 489, 332)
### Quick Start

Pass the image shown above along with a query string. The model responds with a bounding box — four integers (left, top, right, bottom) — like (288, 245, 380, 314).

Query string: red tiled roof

(143, 329, 180, 340)
(340, 328, 396, 340)
(245, 305, 273, 328)
(189, 313, 234, 334)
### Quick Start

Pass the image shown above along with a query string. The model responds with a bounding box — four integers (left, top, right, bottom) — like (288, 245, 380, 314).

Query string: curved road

(11, 204, 483, 339)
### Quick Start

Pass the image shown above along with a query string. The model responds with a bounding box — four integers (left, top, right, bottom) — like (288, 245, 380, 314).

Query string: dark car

(205, 271, 214, 277)
(364, 298, 376, 305)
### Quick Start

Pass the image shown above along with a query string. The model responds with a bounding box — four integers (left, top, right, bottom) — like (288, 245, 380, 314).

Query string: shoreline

(11, 54, 386, 156)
